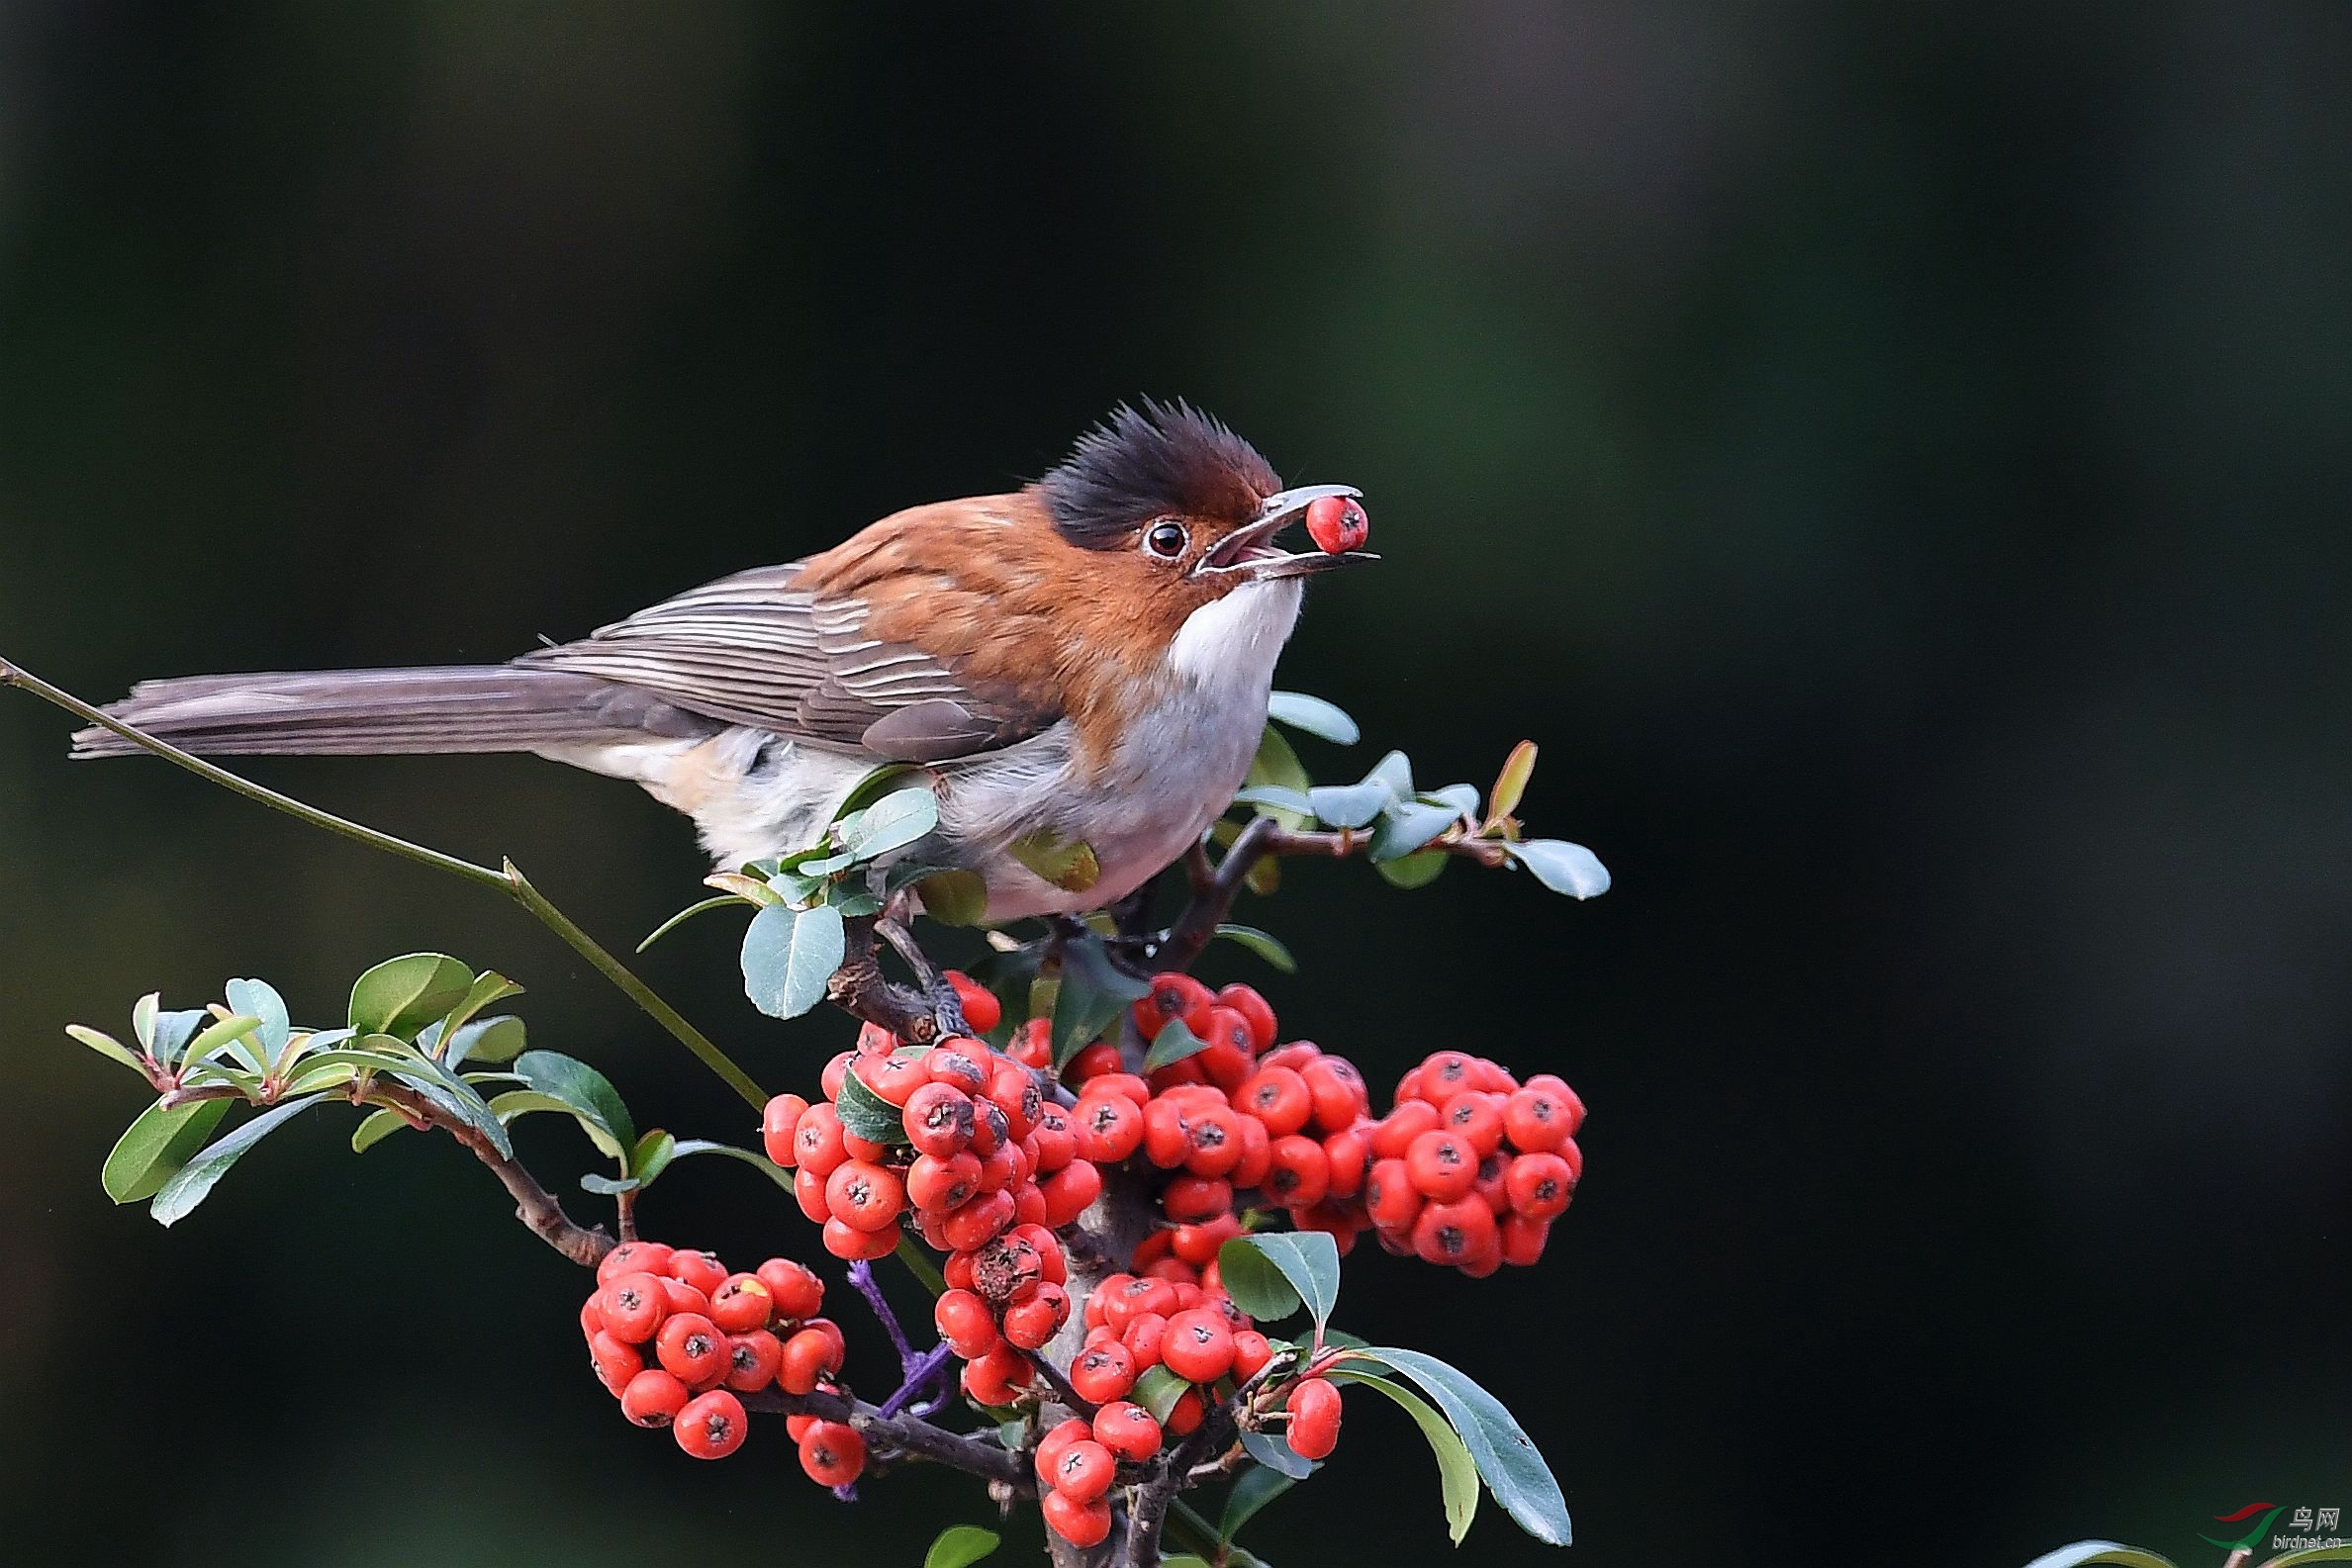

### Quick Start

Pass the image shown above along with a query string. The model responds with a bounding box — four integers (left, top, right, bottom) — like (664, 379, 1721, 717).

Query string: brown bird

(74, 402, 1372, 922)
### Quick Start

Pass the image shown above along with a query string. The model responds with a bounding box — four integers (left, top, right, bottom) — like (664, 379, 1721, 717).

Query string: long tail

(70, 665, 717, 758)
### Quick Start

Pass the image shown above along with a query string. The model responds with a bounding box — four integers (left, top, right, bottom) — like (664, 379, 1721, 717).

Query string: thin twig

(848, 1257, 924, 1376)
(0, 655, 767, 1109)
(740, 1386, 1030, 1488)
(364, 1080, 612, 1266)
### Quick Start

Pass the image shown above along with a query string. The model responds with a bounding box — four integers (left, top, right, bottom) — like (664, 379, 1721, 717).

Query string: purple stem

(830, 1481, 859, 1503)
(877, 1342, 956, 1419)
(846, 1257, 923, 1376)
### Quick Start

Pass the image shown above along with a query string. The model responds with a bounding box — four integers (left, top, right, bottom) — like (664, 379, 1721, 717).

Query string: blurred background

(3, 4, 2349, 1565)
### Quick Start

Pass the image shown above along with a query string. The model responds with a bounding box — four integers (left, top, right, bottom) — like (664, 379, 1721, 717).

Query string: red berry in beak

(1304, 495, 1368, 554)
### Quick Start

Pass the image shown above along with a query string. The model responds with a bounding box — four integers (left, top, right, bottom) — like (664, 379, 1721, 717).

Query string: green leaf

(148, 1008, 209, 1066)
(1051, 932, 1151, 1067)
(630, 1129, 678, 1186)
(1375, 850, 1449, 889)
(1267, 691, 1360, 746)
(511, 1050, 636, 1158)
(1211, 924, 1297, 973)
(1238, 1429, 1314, 1480)
(636, 895, 746, 954)
(923, 1525, 1002, 1568)
(489, 1091, 623, 1157)
(580, 1173, 639, 1195)
(833, 1067, 910, 1148)
(350, 1106, 412, 1153)
(1340, 1373, 1479, 1543)
(348, 954, 475, 1039)
(150, 1095, 329, 1226)
(667, 1139, 798, 1192)
(1231, 784, 1315, 817)
(442, 1015, 527, 1070)
(1009, 830, 1101, 894)
(1424, 783, 1482, 818)
(278, 1061, 360, 1096)
(224, 978, 292, 1060)
(1488, 741, 1537, 822)
(102, 1097, 234, 1203)
(1134, 1364, 1192, 1423)
(132, 992, 161, 1054)
(66, 1025, 147, 1075)
(431, 972, 526, 1055)
(1218, 1232, 1340, 1328)
(1364, 750, 1413, 799)
(1161, 1558, 1214, 1568)
(1244, 725, 1313, 829)
(741, 902, 847, 1020)
(1143, 1018, 1212, 1071)
(914, 869, 989, 927)
(837, 784, 940, 863)
(1342, 1346, 1570, 1545)
(1221, 1463, 1299, 1542)
(1506, 839, 1611, 898)
(183, 1013, 267, 1074)
(830, 762, 933, 824)
(1370, 801, 1460, 864)
(2021, 1549, 2181, 1568)
(1306, 782, 1389, 830)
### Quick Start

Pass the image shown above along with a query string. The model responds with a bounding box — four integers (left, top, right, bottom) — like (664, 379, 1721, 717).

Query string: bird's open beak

(1192, 484, 1380, 580)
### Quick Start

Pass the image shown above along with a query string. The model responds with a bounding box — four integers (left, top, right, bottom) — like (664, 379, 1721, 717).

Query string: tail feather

(70, 665, 721, 759)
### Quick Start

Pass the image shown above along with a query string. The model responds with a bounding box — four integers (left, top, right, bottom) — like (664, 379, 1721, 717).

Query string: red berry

(1369, 1099, 1442, 1159)
(597, 1241, 676, 1285)
(795, 1166, 831, 1225)
(778, 1325, 845, 1394)
(1412, 1196, 1499, 1266)
(822, 1214, 900, 1261)
(901, 1081, 977, 1157)
(580, 1294, 606, 1342)
(1036, 1415, 1092, 1480)
(755, 1258, 824, 1322)
(1092, 1399, 1164, 1461)
(1364, 1157, 1422, 1232)
(1171, 1212, 1244, 1268)
(941, 1188, 1016, 1250)
(825, 1158, 906, 1232)
(1133, 972, 1216, 1041)
(1300, 1057, 1368, 1133)
(723, 1330, 783, 1391)
(1302, 494, 1369, 554)
(619, 1367, 690, 1428)
(1503, 1084, 1579, 1153)
(1030, 1104, 1077, 1172)
(934, 1288, 1000, 1358)
(1065, 1040, 1122, 1081)
(1323, 1125, 1372, 1198)
(971, 1230, 1048, 1305)
(1524, 1074, 1586, 1134)
(1042, 1489, 1113, 1547)
(1160, 1308, 1236, 1383)
(856, 1021, 898, 1056)
(907, 1150, 984, 1214)
(1007, 1016, 1052, 1068)
(945, 970, 1001, 1033)
(1505, 1151, 1577, 1220)
(798, 1419, 866, 1485)
(1285, 1375, 1343, 1459)
(1500, 1211, 1551, 1266)
(674, 1389, 746, 1459)
(1417, 1051, 1479, 1102)
(1074, 1093, 1145, 1162)
(762, 1093, 810, 1166)
(1166, 1387, 1205, 1436)
(794, 1103, 849, 1177)
(1232, 1330, 1273, 1381)
(654, 1312, 727, 1389)
(1266, 1134, 1331, 1208)
(961, 1343, 1030, 1407)
(1214, 983, 1278, 1052)
(1039, 1158, 1103, 1227)
(707, 1273, 775, 1334)
(659, 1276, 711, 1317)
(1003, 1282, 1072, 1350)
(1404, 1130, 1479, 1201)
(1071, 1340, 1137, 1404)
(1051, 1438, 1116, 1503)
(1236, 1065, 1311, 1137)
(589, 1330, 642, 1397)
(596, 1273, 668, 1343)
(1161, 1173, 1233, 1225)
(926, 1041, 991, 1095)
(665, 1249, 727, 1296)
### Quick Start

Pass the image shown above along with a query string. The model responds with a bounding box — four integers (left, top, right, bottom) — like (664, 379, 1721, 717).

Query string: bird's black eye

(1143, 519, 1189, 561)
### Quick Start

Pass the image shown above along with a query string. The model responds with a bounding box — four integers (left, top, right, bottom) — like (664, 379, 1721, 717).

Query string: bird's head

(1032, 403, 1372, 667)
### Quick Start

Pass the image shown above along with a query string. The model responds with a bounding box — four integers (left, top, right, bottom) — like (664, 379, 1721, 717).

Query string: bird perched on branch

(75, 402, 1373, 922)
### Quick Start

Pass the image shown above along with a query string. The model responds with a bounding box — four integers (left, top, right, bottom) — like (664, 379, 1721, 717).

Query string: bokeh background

(4, 4, 2349, 1565)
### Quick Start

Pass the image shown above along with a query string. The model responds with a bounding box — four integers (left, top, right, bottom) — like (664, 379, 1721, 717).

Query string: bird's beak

(1191, 484, 1380, 580)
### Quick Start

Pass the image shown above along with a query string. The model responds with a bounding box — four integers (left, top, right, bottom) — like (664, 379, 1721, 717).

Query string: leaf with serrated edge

(1342, 1346, 1570, 1545)
(922, 1525, 1001, 1568)
(1266, 691, 1360, 746)
(1507, 839, 1611, 898)
(102, 1098, 234, 1203)
(741, 902, 847, 1020)
(1220, 1463, 1299, 1542)
(1339, 1372, 1479, 1543)
(1212, 925, 1297, 973)
(1143, 1018, 1211, 1071)
(150, 1095, 329, 1227)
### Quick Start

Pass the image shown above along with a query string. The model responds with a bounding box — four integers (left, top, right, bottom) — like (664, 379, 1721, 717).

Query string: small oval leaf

(102, 1097, 234, 1203)
(150, 1095, 329, 1227)
(1507, 839, 1611, 899)
(1266, 691, 1360, 745)
(923, 1525, 1002, 1568)
(1143, 1018, 1211, 1072)
(741, 902, 847, 1020)
(1211, 924, 1297, 973)
(348, 954, 475, 1039)
(1488, 741, 1538, 822)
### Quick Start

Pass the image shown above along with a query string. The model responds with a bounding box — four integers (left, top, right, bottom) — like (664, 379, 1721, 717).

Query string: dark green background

(3, 5, 2347, 1565)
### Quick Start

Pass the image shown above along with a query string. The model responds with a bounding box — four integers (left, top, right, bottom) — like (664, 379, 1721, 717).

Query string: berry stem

(846, 1257, 925, 1377)
(874, 1342, 955, 1419)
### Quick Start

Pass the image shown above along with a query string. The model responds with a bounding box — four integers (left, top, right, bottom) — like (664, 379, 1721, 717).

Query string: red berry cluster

(579, 1239, 860, 1481)
(1072, 975, 1584, 1279)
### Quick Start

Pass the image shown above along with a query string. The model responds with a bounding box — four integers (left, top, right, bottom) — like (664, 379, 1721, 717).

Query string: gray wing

(514, 563, 1056, 763)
